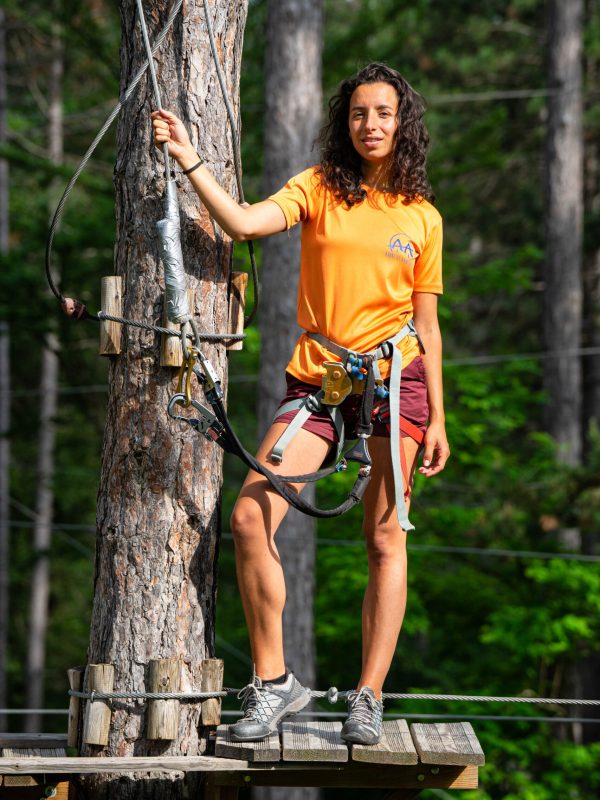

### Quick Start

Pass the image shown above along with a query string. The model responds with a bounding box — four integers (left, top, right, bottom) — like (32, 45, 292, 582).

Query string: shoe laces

(346, 687, 382, 726)
(237, 676, 282, 724)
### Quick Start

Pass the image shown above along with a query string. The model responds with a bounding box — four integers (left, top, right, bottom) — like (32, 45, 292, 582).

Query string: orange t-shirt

(268, 167, 443, 385)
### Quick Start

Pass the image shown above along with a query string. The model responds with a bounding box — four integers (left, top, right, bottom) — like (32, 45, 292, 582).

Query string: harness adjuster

(379, 341, 393, 359)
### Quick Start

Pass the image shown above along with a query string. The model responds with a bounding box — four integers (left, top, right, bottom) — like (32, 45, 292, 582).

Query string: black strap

(210, 397, 371, 518)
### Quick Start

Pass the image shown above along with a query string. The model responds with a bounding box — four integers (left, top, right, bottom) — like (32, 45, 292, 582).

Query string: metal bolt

(417, 774, 425, 782)
(244, 776, 252, 783)
(431, 767, 440, 775)
(331, 391, 340, 401)
(332, 370, 342, 380)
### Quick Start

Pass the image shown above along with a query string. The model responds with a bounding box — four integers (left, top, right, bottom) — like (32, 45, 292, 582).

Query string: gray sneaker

(341, 686, 383, 745)
(229, 671, 311, 741)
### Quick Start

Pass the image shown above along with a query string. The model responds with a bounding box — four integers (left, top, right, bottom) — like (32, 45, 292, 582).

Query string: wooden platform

(0, 721, 484, 798)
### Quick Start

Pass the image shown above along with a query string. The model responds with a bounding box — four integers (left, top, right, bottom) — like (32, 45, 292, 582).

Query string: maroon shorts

(276, 356, 429, 444)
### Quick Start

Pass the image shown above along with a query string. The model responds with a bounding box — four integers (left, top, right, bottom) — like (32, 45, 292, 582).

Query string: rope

(45, 0, 184, 304)
(201, 0, 259, 327)
(46, 0, 258, 331)
(70, 687, 600, 706)
(95, 310, 244, 342)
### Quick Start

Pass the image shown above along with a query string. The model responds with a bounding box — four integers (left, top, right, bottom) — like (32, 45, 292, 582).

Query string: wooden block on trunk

(281, 721, 348, 762)
(410, 722, 485, 766)
(214, 725, 280, 762)
(351, 719, 419, 764)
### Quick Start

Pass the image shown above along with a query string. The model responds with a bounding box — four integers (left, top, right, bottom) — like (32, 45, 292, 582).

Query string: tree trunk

(83, 1, 247, 796)
(583, 0, 600, 458)
(0, 321, 8, 732)
(0, 7, 9, 730)
(545, 0, 589, 745)
(256, 2, 322, 800)
(24, 28, 63, 733)
(543, 0, 584, 467)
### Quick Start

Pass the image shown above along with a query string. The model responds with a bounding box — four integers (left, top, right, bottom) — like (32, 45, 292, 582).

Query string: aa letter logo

(386, 232, 417, 265)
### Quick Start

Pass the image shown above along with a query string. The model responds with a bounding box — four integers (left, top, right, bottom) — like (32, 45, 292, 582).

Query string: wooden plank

(0, 755, 478, 788)
(351, 719, 418, 765)
(410, 722, 485, 766)
(2, 774, 39, 787)
(99, 276, 123, 355)
(226, 271, 248, 351)
(281, 721, 348, 763)
(0, 755, 251, 774)
(3, 748, 67, 758)
(147, 657, 181, 740)
(201, 659, 224, 726)
(67, 666, 84, 748)
(82, 663, 114, 746)
(214, 763, 479, 789)
(214, 725, 280, 762)
(0, 734, 68, 748)
(0, 778, 71, 796)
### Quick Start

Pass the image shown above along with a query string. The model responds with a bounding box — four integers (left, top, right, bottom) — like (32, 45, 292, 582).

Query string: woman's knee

(230, 498, 267, 545)
(363, 520, 407, 564)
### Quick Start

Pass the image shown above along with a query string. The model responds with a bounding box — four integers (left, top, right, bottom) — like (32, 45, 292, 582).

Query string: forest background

(1, 1, 600, 799)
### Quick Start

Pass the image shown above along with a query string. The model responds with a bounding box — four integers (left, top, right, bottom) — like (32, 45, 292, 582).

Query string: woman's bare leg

(230, 423, 330, 679)
(356, 434, 421, 697)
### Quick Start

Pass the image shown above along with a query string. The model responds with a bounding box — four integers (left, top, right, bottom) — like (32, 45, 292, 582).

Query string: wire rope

(45, 0, 258, 328)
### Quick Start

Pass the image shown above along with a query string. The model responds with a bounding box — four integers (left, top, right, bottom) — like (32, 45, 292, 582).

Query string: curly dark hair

(317, 63, 434, 206)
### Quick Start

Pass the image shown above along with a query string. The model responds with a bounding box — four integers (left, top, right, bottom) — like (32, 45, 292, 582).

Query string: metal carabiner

(167, 393, 221, 439)
(176, 347, 199, 407)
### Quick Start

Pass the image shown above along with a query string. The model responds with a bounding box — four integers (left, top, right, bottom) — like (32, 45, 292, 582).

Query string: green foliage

(4, 2, 600, 799)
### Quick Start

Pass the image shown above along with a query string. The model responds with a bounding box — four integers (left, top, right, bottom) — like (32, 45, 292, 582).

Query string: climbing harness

(167, 319, 427, 523)
(167, 346, 372, 518)
(270, 321, 425, 530)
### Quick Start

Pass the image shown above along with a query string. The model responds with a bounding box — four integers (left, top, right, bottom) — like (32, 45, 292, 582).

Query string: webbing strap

(388, 344, 413, 530)
(308, 322, 418, 531)
(272, 400, 316, 463)
(272, 394, 345, 464)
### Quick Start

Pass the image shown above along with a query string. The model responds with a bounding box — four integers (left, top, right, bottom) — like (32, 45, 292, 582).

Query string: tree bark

(24, 28, 63, 733)
(256, 2, 322, 799)
(83, 0, 247, 796)
(543, 0, 584, 466)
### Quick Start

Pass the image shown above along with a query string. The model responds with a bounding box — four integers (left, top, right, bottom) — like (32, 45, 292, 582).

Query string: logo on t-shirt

(386, 232, 418, 265)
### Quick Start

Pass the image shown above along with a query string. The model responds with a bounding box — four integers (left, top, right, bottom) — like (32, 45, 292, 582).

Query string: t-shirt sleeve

(268, 168, 319, 230)
(414, 219, 443, 294)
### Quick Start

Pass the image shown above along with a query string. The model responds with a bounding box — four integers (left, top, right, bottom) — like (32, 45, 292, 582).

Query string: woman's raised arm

(151, 109, 287, 242)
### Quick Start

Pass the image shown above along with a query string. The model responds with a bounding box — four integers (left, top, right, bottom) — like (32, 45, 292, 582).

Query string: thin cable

(69, 688, 600, 706)
(202, 0, 259, 327)
(134, 0, 170, 171)
(45, 0, 184, 303)
(4, 708, 599, 724)
(95, 310, 244, 341)
(219, 532, 600, 564)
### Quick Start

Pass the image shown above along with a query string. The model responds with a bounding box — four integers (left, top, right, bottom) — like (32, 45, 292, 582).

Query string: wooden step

(214, 725, 280, 762)
(351, 719, 419, 765)
(410, 722, 485, 766)
(281, 721, 348, 762)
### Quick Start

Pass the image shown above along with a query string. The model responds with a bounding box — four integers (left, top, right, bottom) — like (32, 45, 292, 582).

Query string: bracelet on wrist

(182, 158, 203, 176)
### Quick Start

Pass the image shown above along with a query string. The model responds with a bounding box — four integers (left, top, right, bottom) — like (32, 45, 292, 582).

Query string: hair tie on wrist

(182, 159, 203, 176)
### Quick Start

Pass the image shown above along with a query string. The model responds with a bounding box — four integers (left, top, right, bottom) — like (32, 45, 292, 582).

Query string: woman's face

(348, 82, 399, 166)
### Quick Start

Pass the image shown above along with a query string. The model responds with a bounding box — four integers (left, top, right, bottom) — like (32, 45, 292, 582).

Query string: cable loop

(326, 686, 339, 704)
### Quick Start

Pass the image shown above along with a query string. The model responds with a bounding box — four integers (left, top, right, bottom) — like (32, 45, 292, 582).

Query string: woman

(152, 62, 449, 746)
